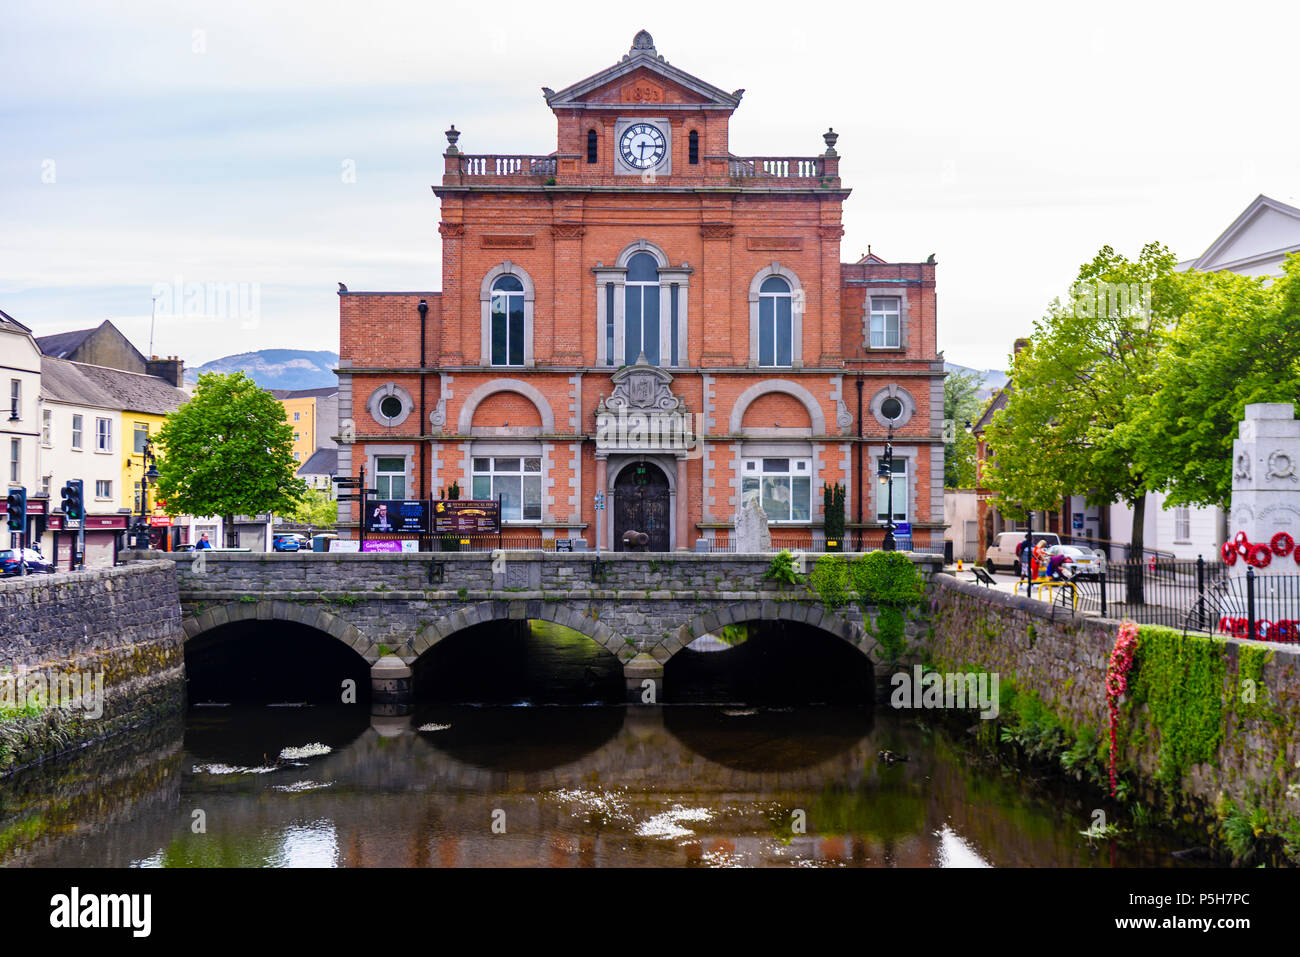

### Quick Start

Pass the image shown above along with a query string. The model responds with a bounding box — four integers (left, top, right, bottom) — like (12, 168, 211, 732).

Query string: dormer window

(587, 129, 598, 164)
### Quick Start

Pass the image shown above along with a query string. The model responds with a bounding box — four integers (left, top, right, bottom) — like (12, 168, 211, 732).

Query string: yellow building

(272, 387, 339, 466)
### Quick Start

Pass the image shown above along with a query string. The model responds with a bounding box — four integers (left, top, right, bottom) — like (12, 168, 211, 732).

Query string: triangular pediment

(544, 31, 742, 112)
(1186, 195, 1300, 272)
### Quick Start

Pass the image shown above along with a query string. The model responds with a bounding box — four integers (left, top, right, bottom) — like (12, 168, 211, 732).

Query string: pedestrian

(196, 533, 212, 549)
(1032, 539, 1048, 580)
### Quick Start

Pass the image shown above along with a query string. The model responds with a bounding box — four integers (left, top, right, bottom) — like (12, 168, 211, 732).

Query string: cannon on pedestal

(622, 530, 650, 552)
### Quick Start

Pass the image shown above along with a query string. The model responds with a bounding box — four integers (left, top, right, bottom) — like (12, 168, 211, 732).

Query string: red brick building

(338, 30, 944, 551)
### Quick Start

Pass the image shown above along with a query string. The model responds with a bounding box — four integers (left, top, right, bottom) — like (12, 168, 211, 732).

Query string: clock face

(619, 123, 667, 170)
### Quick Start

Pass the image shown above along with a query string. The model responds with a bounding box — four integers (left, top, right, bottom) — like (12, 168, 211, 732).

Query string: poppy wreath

(1235, 531, 1250, 545)
(1272, 532, 1294, 556)
(1221, 541, 1238, 565)
(1247, 543, 1272, 568)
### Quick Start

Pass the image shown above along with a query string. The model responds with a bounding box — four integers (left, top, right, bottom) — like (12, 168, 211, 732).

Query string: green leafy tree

(984, 243, 1182, 575)
(944, 369, 983, 487)
(153, 372, 306, 544)
(289, 486, 339, 530)
(1120, 254, 1300, 507)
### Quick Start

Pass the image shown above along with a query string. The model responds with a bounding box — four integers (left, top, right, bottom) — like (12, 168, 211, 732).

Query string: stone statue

(734, 499, 772, 553)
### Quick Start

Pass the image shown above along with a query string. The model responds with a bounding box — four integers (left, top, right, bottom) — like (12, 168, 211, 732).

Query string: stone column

(676, 455, 689, 550)
(624, 653, 664, 705)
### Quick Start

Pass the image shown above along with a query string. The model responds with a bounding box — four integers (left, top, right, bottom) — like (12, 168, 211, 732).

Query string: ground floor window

(375, 456, 407, 499)
(741, 457, 811, 523)
(877, 456, 908, 522)
(472, 456, 541, 521)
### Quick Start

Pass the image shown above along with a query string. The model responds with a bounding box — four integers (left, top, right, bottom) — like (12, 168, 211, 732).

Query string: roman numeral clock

(614, 118, 671, 176)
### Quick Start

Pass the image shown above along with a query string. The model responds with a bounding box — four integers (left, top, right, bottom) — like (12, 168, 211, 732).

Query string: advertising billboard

(365, 500, 429, 534)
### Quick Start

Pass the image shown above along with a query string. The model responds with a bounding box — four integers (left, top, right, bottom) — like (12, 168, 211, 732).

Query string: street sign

(333, 477, 361, 486)
(336, 494, 361, 501)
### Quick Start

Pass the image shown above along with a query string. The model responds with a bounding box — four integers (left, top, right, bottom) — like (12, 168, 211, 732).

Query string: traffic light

(60, 479, 84, 520)
(5, 487, 26, 532)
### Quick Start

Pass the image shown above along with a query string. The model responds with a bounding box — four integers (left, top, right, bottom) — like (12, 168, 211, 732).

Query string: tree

(1120, 253, 1300, 507)
(289, 487, 339, 530)
(983, 243, 1182, 583)
(153, 372, 306, 544)
(944, 368, 983, 488)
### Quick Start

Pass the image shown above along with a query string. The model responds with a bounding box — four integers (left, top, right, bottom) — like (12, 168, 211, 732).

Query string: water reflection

(0, 704, 1203, 868)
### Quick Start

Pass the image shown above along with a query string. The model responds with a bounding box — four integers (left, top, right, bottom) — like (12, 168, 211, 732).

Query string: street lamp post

(130, 438, 160, 549)
(878, 397, 903, 551)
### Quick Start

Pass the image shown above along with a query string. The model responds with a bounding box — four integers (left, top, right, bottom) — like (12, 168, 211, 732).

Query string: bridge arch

(654, 601, 879, 668)
(411, 600, 626, 665)
(182, 600, 379, 662)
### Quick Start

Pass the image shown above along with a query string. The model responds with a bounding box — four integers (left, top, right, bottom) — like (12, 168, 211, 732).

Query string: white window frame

(471, 455, 542, 523)
(133, 421, 149, 455)
(374, 456, 407, 500)
(1174, 506, 1191, 544)
(876, 455, 909, 523)
(489, 275, 527, 367)
(95, 417, 113, 453)
(95, 479, 113, 500)
(740, 456, 813, 524)
(757, 277, 794, 368)
(71, 414, 83, 451)
(479, 263, 534, 368)
(41, 409, 52, 447)
(870, 296, 902, 349)
(748, 263, 804, 369)
(9, 379, 19, 421)
(10, 437, 20, 483)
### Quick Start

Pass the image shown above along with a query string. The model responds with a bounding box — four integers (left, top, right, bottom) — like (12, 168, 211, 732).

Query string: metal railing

(1071, 556, 1230, 628)
(1190, 568, 1300, 642)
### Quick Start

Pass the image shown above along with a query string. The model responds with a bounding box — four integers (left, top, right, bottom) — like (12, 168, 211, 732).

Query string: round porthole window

(869, 387, 916, 429)
(367, 384, 414, 427)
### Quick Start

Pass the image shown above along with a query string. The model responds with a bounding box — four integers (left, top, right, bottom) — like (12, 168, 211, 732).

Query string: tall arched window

(688, 130, 699, 164)
(758, 276, 793, 367)
(624, 252, 660, 365)
(587, 129, 598, 164)
(490, 275, 525, 366)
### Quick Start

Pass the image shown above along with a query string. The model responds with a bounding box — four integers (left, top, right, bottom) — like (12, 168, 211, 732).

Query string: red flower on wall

(1105, 621, 1140, 798)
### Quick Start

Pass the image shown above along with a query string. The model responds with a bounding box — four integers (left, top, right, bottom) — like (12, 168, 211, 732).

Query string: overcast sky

(3, 0, 1298, 371)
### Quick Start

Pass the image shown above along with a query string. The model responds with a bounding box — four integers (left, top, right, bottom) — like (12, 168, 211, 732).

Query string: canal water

(0, 622, 1205, 867)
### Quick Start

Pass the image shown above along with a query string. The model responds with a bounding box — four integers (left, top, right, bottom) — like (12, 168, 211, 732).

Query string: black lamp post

(130, 438, 160, 549)
(878, 397, 903, 551)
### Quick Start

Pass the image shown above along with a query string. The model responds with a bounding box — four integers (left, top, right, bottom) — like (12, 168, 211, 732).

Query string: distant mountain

(945, 362, 1007, 401)
(186, 350, 339, 390)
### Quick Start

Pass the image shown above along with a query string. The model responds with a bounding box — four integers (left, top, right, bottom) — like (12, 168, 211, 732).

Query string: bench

(970, 567, 998, 587)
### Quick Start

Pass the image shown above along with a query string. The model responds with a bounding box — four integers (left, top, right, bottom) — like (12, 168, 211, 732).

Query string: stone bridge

(124, 550, 942, 705)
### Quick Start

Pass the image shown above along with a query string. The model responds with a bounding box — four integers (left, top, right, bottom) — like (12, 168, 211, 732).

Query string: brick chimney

(147, 355, 185, 387)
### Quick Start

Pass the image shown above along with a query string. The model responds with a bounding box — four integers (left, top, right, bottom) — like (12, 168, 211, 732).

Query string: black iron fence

(1072, 556, 1230, 629)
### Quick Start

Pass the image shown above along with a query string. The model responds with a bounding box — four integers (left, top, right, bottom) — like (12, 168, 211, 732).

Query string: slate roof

(40, 356, 190, 415)
(0, 307, 32, 332)
(298, 447, 338, 476)
(35, 327, 96, 359)
(271, 386, 340, 399)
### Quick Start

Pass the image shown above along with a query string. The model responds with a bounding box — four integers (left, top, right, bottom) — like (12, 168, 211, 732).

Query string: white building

(1, 310, 46, 549)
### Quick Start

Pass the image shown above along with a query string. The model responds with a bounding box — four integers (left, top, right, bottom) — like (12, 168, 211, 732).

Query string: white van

(985, 531, 1060, 572)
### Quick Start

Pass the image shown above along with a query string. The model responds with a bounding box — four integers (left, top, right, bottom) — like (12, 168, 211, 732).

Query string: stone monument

(1229, 402, 1300, 579)
(734, 499, 771, 553)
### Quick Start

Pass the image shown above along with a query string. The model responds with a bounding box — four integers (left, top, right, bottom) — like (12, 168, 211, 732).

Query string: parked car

(985, 531, 1061, 572)
(272, 533, 309, 552)
(0, 548, 56, 576)
(1045, 543, 1106, 579)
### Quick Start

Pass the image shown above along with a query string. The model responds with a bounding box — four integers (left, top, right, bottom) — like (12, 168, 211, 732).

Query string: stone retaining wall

(0, 561, 186, 775)
(925, 573, 1300, 851)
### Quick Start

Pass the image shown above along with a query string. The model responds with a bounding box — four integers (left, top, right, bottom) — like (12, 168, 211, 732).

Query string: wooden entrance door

(614, 461, 670, 551)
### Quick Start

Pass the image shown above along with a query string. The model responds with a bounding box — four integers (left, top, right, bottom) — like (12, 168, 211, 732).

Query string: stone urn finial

(823, 127, 839, 156)
(445, 124, 461, 154)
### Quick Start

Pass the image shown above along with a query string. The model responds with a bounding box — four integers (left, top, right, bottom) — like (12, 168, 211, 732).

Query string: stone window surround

(729, 379, 826, 435)
(748, 262, 804, 369)
(862, 287, 911, 352)
(366, 382, 414, 428)
(456, 378, 556, 435)
(594, 240, 691, 368)
(367, 444, 415, 500)
(868, 444, 916, 523)
(868, 384, 917, 430)
(480, 262, 536, 368)
(737, 441, 816, 524)
(471, 444, 545, 524)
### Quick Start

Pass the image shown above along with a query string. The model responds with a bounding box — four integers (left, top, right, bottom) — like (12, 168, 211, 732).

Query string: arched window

(688, 130, 699, 165)
(490, 275, 525, 366)
(758, 276, 793, 367)
(624, 252, 660, 365)
(587, 129, 598, 164)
